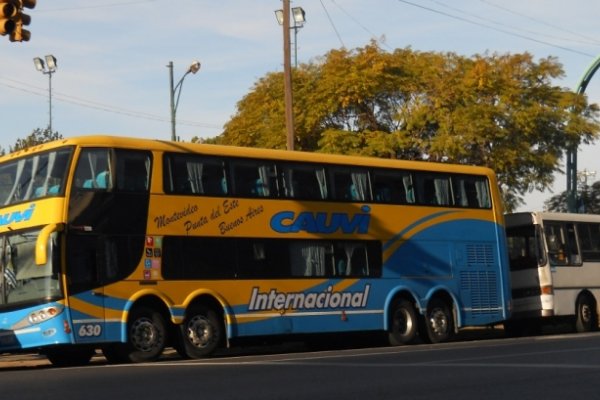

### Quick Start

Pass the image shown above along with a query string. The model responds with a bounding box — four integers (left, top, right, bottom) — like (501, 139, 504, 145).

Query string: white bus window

(545, 222, 581, 266)
(577, 223, 600, 261)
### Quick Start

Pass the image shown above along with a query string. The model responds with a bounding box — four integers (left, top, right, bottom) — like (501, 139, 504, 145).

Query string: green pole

(566, 55, 600, 212)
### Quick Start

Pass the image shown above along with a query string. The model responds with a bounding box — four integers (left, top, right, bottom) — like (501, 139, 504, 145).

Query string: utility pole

(168, 61, 176, 142)
(282, 0, 294, 151)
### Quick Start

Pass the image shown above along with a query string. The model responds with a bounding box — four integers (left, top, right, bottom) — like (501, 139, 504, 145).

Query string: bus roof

(506, 211, 600, 226)
(0, 134, 495, 177)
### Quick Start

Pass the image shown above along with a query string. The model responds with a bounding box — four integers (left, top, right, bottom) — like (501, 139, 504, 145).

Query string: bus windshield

(0, 148, 73, 205)
(506, 224, 546, 270)
(0, 228, 62, 308)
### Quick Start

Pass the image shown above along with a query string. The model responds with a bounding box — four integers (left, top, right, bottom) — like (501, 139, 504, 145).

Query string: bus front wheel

(421, 298, 454, 344)
(123, 306, 167, 363)
(45, 346, 96, 367)
(388, 298, 418, 345)
(179, 305, 222, 358)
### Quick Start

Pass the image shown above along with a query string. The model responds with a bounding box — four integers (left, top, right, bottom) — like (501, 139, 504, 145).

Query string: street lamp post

(33, 54, 57, 132)
(577, 169, 597, 213)
(168, 60, 201, 142)
(275, 5, 306, 68)
(275, 1, 306, 151)
(567, 54, 600, 212)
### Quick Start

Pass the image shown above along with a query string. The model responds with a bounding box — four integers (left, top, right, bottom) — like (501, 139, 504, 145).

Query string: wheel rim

(429, 308, 449, 336)
(394, 308, 413, 336)
(131, 317, 161, 352)
(581, 303, 592, 324)
(186, 315, 214, 349)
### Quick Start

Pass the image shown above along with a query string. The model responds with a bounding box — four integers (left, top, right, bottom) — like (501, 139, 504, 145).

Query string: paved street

(1, 331, 599, 400)
(0, 325, 507, 369)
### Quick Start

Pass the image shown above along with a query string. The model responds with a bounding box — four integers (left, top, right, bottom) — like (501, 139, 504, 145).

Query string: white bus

(505, 212, 600, 334)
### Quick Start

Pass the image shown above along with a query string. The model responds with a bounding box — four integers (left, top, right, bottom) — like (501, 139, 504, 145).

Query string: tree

(216, 43, 600, 211)
(11, 127, 63, 152)
(545, 181, 600, 213)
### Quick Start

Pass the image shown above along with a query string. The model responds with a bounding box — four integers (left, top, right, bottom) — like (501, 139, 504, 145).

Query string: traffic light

(0, 1, 17, 36)
(0, 0, 35, 42)
(10, 0, 35, 42)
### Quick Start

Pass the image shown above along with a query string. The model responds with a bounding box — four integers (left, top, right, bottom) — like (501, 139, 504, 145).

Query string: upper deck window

(164, 154, 227, 196)
(0, 148, 73, 206)
(73, 149, 151, 193)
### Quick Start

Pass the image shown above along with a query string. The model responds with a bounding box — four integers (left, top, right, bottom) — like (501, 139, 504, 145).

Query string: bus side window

(577, 223, 600, 261)
(334, 243, 369, 276)
(232, 162, 276, 198)
(371, 170, 412, 204)
(453, 176, 490, 208)
(330, 168, 370, 202)
(280, 164, 327, 200)
(202, 162, 228, 195)
(546, 223, 582, 266)
(546, 233, 565, 265)
(289, 242, 332, 277)
(118, 155, 149, 192)
(417, 176, 437, 205)
(566, 223, 581, 265)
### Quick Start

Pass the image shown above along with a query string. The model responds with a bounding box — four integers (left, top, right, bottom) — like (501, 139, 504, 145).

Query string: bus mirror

(36, 223, 63, 265)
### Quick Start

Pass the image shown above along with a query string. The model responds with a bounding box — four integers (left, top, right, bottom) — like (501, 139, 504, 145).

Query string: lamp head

(45, 55, 57, 71)
(33, 57, 45, 72)
(291, 7, 306, 25)
(274, 9, 284, 25)
(188, 60, 201, 74)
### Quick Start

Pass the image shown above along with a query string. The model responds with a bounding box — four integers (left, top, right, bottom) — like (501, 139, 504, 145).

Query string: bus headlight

(12, 305, 64, 330)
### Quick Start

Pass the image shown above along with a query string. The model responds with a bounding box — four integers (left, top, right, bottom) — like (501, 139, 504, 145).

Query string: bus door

(66, 148, 151, 344)
(65, 232, 110, 342)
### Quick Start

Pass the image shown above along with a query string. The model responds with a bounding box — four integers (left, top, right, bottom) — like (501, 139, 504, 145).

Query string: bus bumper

(0, 302, 74, 353)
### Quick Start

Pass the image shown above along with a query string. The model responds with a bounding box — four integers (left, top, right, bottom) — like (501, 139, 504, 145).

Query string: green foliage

(217, 42, 600, 211)
(11, 127, 63, 152)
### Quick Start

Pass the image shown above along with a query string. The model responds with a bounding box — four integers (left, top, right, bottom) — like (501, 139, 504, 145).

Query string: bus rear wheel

(388, 298, 418, 345)
(575, 296, 597, 333)
(179, 305, 222, 358)
(421, 298, 454, 344)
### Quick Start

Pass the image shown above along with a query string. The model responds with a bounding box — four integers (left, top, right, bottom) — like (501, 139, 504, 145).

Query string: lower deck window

(162, 237, 382, 280)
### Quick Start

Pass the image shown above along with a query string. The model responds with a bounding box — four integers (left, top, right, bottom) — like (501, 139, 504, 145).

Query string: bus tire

(102, 344, 129, 364)
(124, 306, 167, 363)
(388, 298, 418, 345)
(575, 295, 597, 333)
(45, 346, 96, 367)
(179, 305, 222, 358)
(421, 298, 454, 344)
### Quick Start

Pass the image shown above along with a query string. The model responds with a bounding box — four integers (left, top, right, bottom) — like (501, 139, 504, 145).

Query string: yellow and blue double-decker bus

(0, 135, 510, 366)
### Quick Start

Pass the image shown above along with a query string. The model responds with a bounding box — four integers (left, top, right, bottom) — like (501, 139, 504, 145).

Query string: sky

(1, 0, 600, 212)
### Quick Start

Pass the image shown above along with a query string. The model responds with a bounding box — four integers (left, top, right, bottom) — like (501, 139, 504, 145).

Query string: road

(1, 331, 599, 400)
